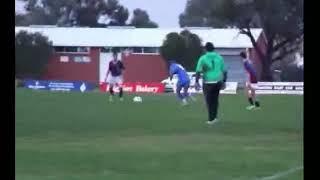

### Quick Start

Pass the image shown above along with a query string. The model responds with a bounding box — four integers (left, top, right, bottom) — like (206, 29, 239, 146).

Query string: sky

(15, 0, 188, 27)
(118, 0, 188, 27)
(15, 0, 27, 15)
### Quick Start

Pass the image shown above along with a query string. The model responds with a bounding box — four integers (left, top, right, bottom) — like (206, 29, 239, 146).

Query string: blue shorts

(177, 80, 190, 88)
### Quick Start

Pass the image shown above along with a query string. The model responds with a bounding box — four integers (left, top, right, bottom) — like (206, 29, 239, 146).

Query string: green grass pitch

(15, 88, 303, 180)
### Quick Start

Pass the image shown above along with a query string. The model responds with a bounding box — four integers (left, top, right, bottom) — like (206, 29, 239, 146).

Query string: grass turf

(15, 89, 303, 180)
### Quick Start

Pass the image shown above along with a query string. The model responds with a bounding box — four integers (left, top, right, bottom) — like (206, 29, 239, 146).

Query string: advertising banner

(173, 82, 238, 94)
(24, 80, 93, 92)
(255, 82, 303, 95)
(99, 82, 165, 93)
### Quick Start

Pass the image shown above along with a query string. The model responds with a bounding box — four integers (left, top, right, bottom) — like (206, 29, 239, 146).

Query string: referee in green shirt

(195, 42, 227, 125)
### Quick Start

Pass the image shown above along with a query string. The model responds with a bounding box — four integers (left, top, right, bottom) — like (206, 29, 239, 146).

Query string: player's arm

(169, 64, 175, 81)
(220, 56, 228, 90)
(105, 70, 110, 82)
(104, 63, 111, 82)
(120, 61, 125, 70)
(221, 57, 228, 83)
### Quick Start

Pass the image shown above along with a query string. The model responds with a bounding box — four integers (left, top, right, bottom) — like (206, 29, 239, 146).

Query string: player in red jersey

(104, 51, 125, 102)
(240, 51, 261, 110)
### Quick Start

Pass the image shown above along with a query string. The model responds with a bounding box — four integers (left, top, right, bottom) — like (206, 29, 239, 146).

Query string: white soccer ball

(133, 96, 142, 103)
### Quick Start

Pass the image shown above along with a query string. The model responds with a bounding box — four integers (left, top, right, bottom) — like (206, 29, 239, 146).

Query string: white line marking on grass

(257, 166, 303, 180)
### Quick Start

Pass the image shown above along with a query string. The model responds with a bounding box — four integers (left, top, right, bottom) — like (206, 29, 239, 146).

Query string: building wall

(42, 42, 266, 84)
(43, 47, 100, 83)
(122, 54, 168, 83)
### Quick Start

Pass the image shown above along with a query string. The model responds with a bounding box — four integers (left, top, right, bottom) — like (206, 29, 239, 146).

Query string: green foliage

(281, 65, 303, 82)
(15, 31, 53, 79)
(160, 31, 203, 70)
(179, 0, 304, 80)
(130, 8, 158, 28)
(180, 30, 204, 70)
(160, 32, 186, 63)
(16, 0, 131, 27)
(179, 0, 229, 28)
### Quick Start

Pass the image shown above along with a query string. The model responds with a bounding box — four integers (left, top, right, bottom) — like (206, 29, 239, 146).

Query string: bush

(15, 31, 53, 79)
(281, 65, 303, 82)
(160, 30, 203, 71)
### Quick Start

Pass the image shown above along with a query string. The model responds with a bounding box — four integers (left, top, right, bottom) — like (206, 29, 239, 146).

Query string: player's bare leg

(109, 84, 114, 102)
(246, 83, 255, 110)
(184, 84, 196, 102)
(118, 83, 124, 101)
(250, 86, 260, 109)
(176, 84, 188, 106)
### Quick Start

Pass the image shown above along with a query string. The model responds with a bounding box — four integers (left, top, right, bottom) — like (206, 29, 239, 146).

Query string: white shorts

(107, 75, 123, 86)
(246, 81, 258, 90)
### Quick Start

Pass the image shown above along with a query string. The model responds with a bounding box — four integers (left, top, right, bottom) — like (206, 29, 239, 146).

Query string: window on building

(55, 47, 65, 52)
(101, 47, 159, 54)
(60, 56, 69, 62)
(78, 47, 90, 52)
(143, 47, 159, 54)
(132, 47, 143, 53)
(119, 47, 131, 52)
(73, 56, 91, 63)
(101, 47, 111, 53)
(65, 47, 78, 52)
(54, 46, 89, 53)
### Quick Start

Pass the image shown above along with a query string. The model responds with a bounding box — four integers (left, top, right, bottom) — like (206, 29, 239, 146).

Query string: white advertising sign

(255, 82, 303, 95)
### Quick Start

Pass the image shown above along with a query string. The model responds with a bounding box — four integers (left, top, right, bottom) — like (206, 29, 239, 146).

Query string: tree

(15, 31, 53, 79)
(16, 0, 130, 27)
(180, 30, 203, 70)
(280, 64, 303, 82)
(130, 8, 158, 28)
(112, 6, 129, 26)
(179, 0, 230, 28)
(160, 32, 187, 66)
(160, 31, 203, 70)
(179, 0, 304, 81)
(78, 5, 99, 27)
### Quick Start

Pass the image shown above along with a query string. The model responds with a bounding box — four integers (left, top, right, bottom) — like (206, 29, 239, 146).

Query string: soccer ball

(133, 96, 142, 103)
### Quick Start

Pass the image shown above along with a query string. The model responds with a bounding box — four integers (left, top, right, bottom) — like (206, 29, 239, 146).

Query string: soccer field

(15, 88, 303, 180)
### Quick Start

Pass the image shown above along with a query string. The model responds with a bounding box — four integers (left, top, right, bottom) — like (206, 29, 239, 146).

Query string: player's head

(168, 60, 176, 65)
(240, 51, 247, 59)
(111, 48, 119, 60)
(112, 51, 118, 60)
(205, 42, 215, 52)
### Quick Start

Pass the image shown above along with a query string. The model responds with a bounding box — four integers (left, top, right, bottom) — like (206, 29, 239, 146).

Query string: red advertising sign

(99, 82, 165, 93)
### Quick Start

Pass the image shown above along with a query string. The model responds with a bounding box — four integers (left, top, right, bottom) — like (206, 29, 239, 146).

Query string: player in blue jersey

(169, 61, 195, 106)
(240, 51, 261, 110)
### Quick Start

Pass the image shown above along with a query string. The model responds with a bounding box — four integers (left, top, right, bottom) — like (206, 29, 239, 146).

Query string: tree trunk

(260, 59, 273, 81)
(260, 50, 273, 81)
(259, 35, 275, 81)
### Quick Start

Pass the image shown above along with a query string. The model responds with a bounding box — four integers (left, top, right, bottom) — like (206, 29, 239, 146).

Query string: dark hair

(111, 47, 119, 54)
(168, 60, 176, 64)
(205, 42, 215, 52)
(240, 51, 247, 58)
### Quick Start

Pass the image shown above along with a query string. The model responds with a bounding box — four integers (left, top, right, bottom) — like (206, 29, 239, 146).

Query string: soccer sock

(248, 97, 254, 105)
(255, 100, 260, 107)
(109, 87, 114, 96)
(177, 91, 184, 100)
(119, 87, 123, 98)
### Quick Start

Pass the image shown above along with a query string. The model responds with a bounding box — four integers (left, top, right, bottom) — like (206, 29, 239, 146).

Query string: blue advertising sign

(24, 80, 48, 90)
(23, 80, 94, 92)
